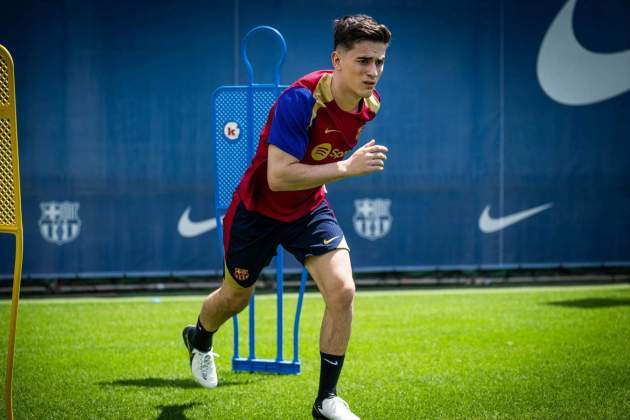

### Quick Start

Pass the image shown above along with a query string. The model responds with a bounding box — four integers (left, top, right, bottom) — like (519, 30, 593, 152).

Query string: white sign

(223, 121, 241, 140)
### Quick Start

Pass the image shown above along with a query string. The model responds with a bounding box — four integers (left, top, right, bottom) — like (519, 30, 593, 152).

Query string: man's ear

(331, 50, 342, 70)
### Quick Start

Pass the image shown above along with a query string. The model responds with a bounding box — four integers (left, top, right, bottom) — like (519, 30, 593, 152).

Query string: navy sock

(317, 352, 345, 404)
(192, 318, 215, 352)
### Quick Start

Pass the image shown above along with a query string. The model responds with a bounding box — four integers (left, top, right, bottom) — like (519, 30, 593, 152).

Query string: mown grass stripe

(1, 283, 627, 305)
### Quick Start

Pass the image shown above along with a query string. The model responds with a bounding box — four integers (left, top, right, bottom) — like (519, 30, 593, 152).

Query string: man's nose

(366, 63, 378, 77)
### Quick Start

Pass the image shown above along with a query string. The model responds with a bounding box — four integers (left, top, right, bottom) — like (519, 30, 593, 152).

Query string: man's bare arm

(267, 140, 388, 192)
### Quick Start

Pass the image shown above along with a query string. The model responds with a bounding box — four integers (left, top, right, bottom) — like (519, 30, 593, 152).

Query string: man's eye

(359, 59, 369, 64)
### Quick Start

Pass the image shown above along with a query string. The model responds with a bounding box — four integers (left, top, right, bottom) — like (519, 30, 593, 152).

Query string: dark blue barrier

(1, 0, 629, 278)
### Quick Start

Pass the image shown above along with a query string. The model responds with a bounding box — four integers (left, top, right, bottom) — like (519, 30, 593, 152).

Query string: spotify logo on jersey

(311, 143, 332, 161)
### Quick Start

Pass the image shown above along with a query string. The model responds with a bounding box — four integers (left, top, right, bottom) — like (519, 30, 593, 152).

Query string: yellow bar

(0, 43, 23, 420)
(4, 233, 22, 420)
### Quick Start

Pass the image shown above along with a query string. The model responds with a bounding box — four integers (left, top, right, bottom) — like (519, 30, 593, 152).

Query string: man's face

(333, 40, 388, 98)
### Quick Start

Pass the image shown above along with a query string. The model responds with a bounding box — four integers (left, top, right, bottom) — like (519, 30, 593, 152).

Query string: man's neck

(331, 72, 361, 112)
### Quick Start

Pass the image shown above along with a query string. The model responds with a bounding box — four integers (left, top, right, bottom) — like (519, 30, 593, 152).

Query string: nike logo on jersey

(177, 207, 219, 238)
(537, 0, 630, 105)
(325, 128, 342, 134)
(323, 236, 340, 245)
(478, 203, 553, 233)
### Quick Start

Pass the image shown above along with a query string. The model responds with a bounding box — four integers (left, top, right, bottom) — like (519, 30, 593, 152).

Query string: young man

(183, 14, 391, 420)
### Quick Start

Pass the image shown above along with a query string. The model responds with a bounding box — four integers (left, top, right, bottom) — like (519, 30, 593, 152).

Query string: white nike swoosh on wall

(479, 203, 553, 234)
(177, 207, 218, 238)
(537, 0, 630, 106)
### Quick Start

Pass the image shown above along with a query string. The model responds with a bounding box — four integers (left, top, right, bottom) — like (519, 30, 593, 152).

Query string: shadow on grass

(547, 297, 630, 309)
(99, 374, 271, 389)
(156, 402, 198, 420)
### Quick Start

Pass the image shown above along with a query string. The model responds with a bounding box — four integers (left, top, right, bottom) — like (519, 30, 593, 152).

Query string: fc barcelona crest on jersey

(38, 201, 82, 245)
(234, 267, 250, 282)
(353, 198, 392, 241)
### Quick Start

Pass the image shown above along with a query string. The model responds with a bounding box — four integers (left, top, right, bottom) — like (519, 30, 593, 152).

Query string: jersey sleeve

(267, 87, 316, 160)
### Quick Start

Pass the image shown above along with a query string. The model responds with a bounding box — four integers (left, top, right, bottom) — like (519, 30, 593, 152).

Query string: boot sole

(312, 403, 327, 419)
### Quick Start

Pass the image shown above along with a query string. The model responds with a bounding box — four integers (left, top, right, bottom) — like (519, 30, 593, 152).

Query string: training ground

(1, 284, 629, 419)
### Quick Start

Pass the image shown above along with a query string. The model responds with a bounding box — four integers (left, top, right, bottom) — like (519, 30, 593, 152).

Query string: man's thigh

(223, 199, 282, 288)
(281, 200, 350, 266)
(304, 247, 354, 298)
(280, 200, 354, 294)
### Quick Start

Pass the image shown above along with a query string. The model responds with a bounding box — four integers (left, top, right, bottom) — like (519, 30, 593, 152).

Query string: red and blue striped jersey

(236, 70, 381, 222)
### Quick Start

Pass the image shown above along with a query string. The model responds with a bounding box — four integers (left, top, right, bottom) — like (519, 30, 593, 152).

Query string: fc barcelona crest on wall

(38, 201, 82, 245)
(353, 198, 392, 241)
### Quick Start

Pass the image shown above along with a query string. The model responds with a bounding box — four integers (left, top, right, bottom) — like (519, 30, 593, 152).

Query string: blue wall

(1, 0, 629, 278)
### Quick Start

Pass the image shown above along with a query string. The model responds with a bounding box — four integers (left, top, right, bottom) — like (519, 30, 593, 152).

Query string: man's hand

(342, 139, 388, 176)
(267, 140, 388, 192)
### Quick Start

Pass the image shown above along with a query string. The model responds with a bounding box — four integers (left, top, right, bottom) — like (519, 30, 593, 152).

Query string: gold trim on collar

(365, 93, 381, 113)
(308, 73, 334, 128)
(314, 73, 334, 104)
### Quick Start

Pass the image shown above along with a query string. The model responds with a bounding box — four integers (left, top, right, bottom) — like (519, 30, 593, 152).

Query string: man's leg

(183, 268, 254, 388)
(306, 246, 355, 356)
(199, 267, 255, 333)
(306, 242, 360, 419)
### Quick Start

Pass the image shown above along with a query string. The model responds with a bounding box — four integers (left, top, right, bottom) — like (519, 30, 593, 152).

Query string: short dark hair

(334, 15, 391, 50)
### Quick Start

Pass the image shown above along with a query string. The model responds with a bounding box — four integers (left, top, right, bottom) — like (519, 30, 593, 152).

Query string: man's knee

(209, 282, 252, 315)
(325, 279, 355, 311)
(224, 289, 251, 314)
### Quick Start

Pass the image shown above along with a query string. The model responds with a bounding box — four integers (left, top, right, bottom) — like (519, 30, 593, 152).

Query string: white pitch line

(0, 284, 627, 305)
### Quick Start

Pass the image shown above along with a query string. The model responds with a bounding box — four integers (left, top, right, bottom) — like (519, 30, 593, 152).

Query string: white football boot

(182, 325, 219, 388)
(312, 396, 360, 420)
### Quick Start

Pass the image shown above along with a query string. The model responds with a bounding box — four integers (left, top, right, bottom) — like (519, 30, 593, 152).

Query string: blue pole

(249, 292, 255, 359)
(276, 247, 284, 362)
(233, 313, 239, 359)
(293, 268, 308, 363)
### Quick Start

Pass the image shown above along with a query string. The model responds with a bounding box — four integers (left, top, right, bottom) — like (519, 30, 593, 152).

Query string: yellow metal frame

(0, 43, 23, 420)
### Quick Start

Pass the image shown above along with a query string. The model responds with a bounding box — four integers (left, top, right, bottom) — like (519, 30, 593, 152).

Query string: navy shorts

(222, 196, 346, 288)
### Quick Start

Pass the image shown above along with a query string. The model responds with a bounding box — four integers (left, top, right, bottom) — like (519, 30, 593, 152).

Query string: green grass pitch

(1, 284, 629, 419)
